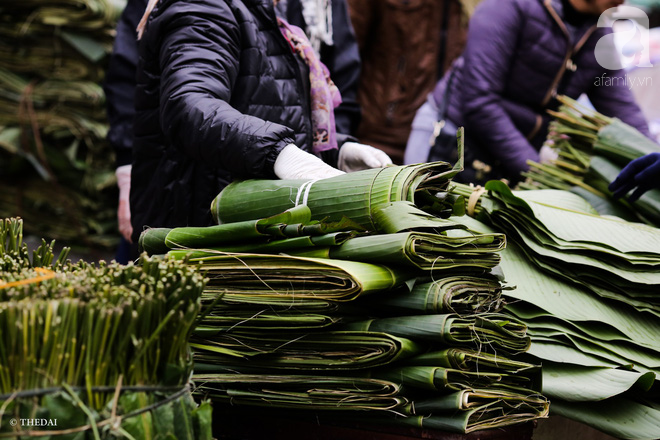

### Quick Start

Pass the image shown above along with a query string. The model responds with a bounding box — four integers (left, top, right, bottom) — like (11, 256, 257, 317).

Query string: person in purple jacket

(405, 0, 651, 185)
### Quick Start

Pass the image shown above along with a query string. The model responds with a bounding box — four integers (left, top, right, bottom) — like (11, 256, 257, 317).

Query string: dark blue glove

(609, 152, 660, 202)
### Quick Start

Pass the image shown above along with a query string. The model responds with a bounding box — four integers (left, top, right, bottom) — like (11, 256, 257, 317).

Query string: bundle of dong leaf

(0, 217, 212, 439)
(140, 160, 549, 434)
(451, 181, 660, 440)
(0, 0, 125, 250)
(520, 95, 660, 227)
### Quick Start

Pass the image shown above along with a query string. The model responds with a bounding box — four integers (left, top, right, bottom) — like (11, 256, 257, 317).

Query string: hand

(539, 145, 558, 164)
(338, 142, 393, 173)
(116, 165, 133, 242)
(609, 152, 660, 202)
(274, 144, 344, 180)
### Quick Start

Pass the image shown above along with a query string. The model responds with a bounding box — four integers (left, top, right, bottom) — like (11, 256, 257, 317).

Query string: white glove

(338, 142, 393, 173)
(274, 144, 345, 180)
(116, 164, 133, 243)
(539, 145, 559, 164)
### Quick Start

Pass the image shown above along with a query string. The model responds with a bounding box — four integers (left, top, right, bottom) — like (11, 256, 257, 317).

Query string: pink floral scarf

(277, 17, 342, 155)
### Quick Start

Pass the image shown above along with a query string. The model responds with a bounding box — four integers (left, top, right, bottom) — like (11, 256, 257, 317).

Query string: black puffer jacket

(105, 0, 361, 168)
(131, 0, 353, 242)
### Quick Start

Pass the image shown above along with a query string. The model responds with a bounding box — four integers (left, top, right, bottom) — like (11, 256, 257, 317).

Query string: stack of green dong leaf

(0, 0, 125, 249)
(451, 180, 660, 440)
(140, 160, 550, 434)
(520, 95, 660, 227)
(0, 217, 212, 439)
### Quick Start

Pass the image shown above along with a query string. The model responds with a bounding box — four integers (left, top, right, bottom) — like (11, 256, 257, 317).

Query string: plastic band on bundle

(467, 185, 487, 218)
(0, 268, 56, 290)
(295, 179, 319, 207)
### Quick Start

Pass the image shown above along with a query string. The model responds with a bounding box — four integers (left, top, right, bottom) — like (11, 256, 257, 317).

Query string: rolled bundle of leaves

(375, 276, 504, 315)
(171, 230, 504, 273)
(191, 331, 423, 371)
(403, 348, 539, 375)
(195, 309, 342, 334)
(139, 205, 365, 255)
(192, 374, 407, 411)
(336, 388, 548, 434)
(376, 366, 537, 394)
(164, 231, 357, 259)
(343, 313, 530, 355)
(520, 95, 660, 227)
(181, 253, 411, 302)
(385, 391, 548, 434)
(211, 162, 461, 230)
(293, 231, 504, 271)
(198, 288, 341, 314)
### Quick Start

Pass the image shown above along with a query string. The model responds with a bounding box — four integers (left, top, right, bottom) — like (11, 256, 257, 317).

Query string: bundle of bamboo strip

(137, 161, 549, 434)
(0, 0, 124, 249)
(520, 95, 660, 227)
(0, 217, 212, 439)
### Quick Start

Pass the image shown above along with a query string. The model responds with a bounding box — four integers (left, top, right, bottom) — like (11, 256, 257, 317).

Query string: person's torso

(131, 0, 313, 234)
(448, 0, 604, 145)
(355, 0, 463, 160)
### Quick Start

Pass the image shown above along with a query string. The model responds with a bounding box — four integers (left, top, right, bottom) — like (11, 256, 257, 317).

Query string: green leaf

(551, 397, 660, 440)
(541, 362, 656, 401)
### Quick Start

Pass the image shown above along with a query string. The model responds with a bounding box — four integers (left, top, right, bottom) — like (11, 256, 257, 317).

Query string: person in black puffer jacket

(129, 0, 391, 244)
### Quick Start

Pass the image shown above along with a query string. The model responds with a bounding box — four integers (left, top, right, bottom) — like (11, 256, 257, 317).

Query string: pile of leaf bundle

(0, 0, 126, 249)
(0, 217, 212, 439)
(139, 162, 549, 434)
(520, 95, 660, 227)
(451, 181, 660, 440)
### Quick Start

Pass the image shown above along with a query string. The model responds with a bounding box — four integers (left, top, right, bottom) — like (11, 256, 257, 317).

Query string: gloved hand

(274, 144, 345, 180)
(609, 152, 660, 202)
(338, 142, 393, 173)
(539, 144, 559, 164)
(115, 165, 133, 242)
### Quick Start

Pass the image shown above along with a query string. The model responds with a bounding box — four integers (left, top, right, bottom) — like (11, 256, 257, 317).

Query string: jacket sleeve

(155, 0, 294, 179)
(103, 0, 147, 167)
(321, 0, 361, 136)
(587, 71, 651, 138)
(459, 0, 540, 176)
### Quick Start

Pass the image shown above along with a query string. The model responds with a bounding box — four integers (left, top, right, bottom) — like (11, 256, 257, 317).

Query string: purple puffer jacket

(440, 0, 650, 182)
